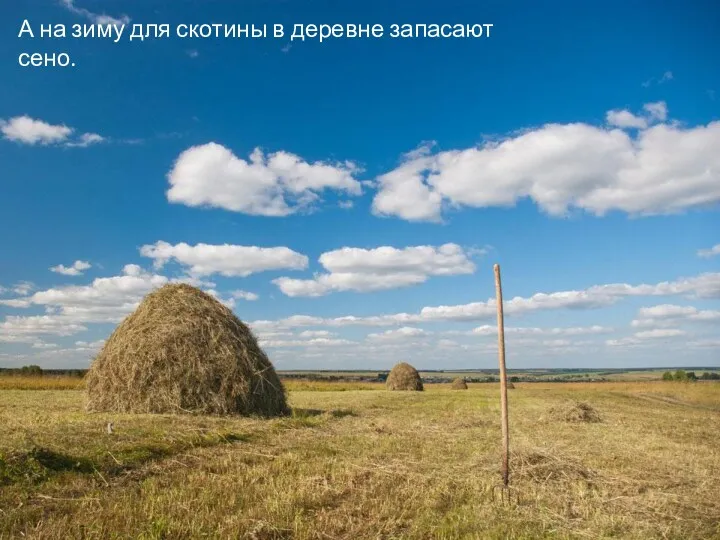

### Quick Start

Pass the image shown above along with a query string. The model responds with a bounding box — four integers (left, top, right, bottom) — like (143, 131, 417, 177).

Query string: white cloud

(298, 330, 336, 338)
(13, 281, 34, 296)
(0, 265, 168, 344)
(631, 304, 720, 328)
(688, 339, 720, 349)
(273, 243, 476, 297)
(32, 341, 59, 349)
(74, 339, 105, 350)
(643, 101, 668, 122)
(50, 260, 92, 276)
(0, 316, 88, 343)
(139, 241, 308, 277)
(470, 325, 611, 336)
(66, 133, 105, 148)
(366, 327, 428, 341)
(1, 116, 72, 145)
(166, 143, 363, 216)
(252, 272, 720, 331)
(698, 244, 720, 258)
(0, 115, 105, 147)
(259, 337, 356, 348)
(642, 71, 673, 88)
(634, 328, 686, 339)
(606, 109, 647, 129)
(59, 0, 130, 26)
(372, 103, 720, 222)
(231, 290, 260, 301)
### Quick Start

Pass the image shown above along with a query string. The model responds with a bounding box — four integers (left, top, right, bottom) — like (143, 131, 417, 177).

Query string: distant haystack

(85, 284, 289, 416)
(386, 362, 423, 391)
(451, 377, 468, 390)
(547, 401, 601, 423)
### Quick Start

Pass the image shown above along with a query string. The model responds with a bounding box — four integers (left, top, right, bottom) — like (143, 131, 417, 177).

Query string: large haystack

(85, 284, 289, 416)
(386, 362, 423, 391)
(451, 377, 468, 390)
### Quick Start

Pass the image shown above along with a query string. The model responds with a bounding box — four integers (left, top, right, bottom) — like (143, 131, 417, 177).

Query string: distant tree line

(662, 370, 698, 381)
(0, 366, 87, 377)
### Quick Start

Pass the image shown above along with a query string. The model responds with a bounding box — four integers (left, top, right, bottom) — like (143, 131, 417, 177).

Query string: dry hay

(512, 449, 598, 485)
(386, 362, 423, 391)
(451, 377, 468, 390)
(547, 401, 602, 423)
(507, 382, 516, 389)
(85, 284, 289, 416)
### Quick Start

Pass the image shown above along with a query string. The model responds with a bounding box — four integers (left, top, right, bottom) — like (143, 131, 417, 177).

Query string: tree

(662, 371, 674, 381)
(19, 365, 43, 376)
(673, 370, 688, 382)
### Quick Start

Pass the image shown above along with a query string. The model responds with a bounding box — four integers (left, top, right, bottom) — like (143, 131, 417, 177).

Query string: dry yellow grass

(0, 376, 85, 391)
(1, 381, 719, 539)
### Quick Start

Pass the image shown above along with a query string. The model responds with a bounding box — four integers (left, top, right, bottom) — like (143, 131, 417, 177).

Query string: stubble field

(1, 379, 719, 539)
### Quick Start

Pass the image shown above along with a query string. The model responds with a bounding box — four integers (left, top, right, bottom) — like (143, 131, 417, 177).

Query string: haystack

(547, 401, 601, 423)
(508, 382, 516, 389)
(451, 377, 468, 390)
(85, 284, 289, 416)
(386, 362, 423, 391)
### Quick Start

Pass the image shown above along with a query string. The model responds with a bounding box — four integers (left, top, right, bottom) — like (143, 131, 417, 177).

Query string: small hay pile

(451, 377, 468, 390)
(85, 284, 289, 416)
(386, 362, 423, 391)
(547, 401, 601, 423)
(508, 382, 516, 389)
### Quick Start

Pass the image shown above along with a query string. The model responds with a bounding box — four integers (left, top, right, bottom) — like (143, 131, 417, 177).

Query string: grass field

(1, 379, 719, 539)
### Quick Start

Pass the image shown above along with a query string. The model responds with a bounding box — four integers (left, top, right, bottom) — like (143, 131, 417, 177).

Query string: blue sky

(1, 0, 719, 370)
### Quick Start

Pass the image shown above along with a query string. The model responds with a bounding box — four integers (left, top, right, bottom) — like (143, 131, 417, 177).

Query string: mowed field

(1, 380, 719, 539)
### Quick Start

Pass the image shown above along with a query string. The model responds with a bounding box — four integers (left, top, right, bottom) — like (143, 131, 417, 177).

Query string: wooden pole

(494, 263, 509, 488)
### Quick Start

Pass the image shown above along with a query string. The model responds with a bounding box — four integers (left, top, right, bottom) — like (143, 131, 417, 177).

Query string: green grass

(1, 381, 719, 539)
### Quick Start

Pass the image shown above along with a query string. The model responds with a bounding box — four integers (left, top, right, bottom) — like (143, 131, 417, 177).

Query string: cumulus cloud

(0, 316, 88, 343)
(139, 241, 308, 277)
(252, 272, 720, 331)
(273, 243, 476, 297)
(631, 304, 720, 328)
(32, 341, 59, 349)
(0, 265, 167, 343)
(231, 290, 260, 301)
(50, 260, 92, 276)
(372, 102, 720, 222)
(0, 115, 105, 147)
(59, 0, 130, 26)
(634, 328, 686, 339)
(1, 116, 72, 145)
(606, 109, 648, 129)
(66, 133, 105, 148)
(470, 325, 611, 336)
(298, 330, 336, 338)
(259, 337, 356, 348)
(698, 244, 720, 258)
(366, 327, 429, 341)
(166, 143, 363, 216)
(12, 281, 35, 296)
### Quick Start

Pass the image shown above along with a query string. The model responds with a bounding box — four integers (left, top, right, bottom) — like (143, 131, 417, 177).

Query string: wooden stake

(494, 263, 509, 488)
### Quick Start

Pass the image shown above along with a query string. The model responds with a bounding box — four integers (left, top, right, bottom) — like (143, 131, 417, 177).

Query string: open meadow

(1, 378, 719, 539)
